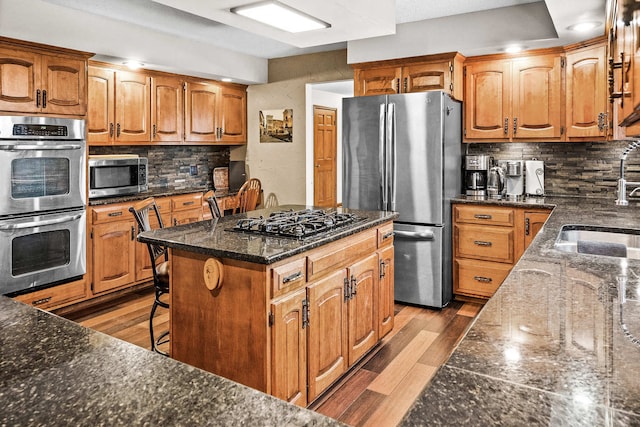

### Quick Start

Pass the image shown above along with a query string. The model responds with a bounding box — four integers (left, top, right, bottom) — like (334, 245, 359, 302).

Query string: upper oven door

(0, 140, 86, 215)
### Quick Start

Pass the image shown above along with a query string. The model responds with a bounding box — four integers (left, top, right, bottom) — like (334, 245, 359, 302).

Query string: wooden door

(377, 246, 394, 339)
(87, 66, 115, 144)
(185, 81, 220, 142)
(92, 220, 136, 294)
(307, 269, 348, 401)
(219, 85, 247, 143)
(403, 61, 450, 94)
(0, 46, 40, 113)
(523, 209, 551, 249)
(41, 55, 86, 116)
(354, 66, 402, 96)
(347, 253, 378, 365)
(566, 44, 607, 139)
(464, 60, 511, 140)
(271, 287, 307, 407)
(511, 54, 562, 139)
(151, 76, 183, 143)
(115, 70, 151, 143)
(313, 106, 337, 207)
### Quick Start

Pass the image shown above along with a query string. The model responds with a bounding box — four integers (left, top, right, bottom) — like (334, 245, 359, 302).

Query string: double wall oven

(0, 116, 86, 296)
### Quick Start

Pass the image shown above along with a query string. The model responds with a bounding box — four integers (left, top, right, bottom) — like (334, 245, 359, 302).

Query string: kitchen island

(402, 196, 640, 425)
(139, 205, 398, 407)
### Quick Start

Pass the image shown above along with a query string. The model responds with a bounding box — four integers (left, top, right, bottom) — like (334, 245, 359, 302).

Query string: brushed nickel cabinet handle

(474, 276, 493, 283)
(474, 214, 492, 220)
(474, 240, 492, 247)
(283, 271, 303, 283)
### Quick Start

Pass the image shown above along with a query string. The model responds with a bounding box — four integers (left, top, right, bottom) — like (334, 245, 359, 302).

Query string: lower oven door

(0, 208, 86, 296)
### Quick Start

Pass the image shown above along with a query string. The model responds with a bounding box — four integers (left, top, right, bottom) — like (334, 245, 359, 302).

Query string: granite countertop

(402, 196, 640, 425)
(0, 296, 341, 426)
(138, 205, 399, 265)
(89, 187, 238, 206)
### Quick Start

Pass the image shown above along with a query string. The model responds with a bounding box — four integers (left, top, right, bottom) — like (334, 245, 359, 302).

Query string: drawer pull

(474, 214, 492, 220)
(108, 211, 123, 217)
(381, 230, 394, 240)
(282, 271, 303, 283)
(474, 240, 492, 247)
(183, 201, 195, 206)
(31, 296, 52, 306)
(474, 276, 493, 283)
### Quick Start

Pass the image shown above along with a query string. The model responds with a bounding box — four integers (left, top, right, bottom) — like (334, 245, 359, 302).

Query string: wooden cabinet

(219, 84, 247, 143)
(0, 40, 88, 116)
(87, 66, 151, 144)
(151, 75, 184, 143)
(171, 193, 203, 226)
(452, 203, 551, 301)
(90, 204, 137, 294)
(346, 253, 378, 364)
(353, 52, 465, 100)
(377, 223, 395, 338)
(565, 41, 609, 139)
(13, 277, 87, 311)
(464, 53, 563, 141)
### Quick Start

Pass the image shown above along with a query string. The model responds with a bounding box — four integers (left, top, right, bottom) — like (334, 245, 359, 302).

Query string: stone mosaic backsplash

(89, 145, 230, 191)
(467, 140, 640, 198)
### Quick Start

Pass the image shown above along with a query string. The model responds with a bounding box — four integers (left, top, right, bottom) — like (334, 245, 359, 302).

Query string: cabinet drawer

(454, 224, 514, 263)
(453, 204, 514, 226)
(153, 196, 172, 215)
(454, 258, 511, 298)
(14, 279, 87, 310)
(171, 193, 203, 211)
(271, 257, 307, 299)
(91, 203, 131, 224)
(377, 222, 394, 248)
(307, 229, 377, 282)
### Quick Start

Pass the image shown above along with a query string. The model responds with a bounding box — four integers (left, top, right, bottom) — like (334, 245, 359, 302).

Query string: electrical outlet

(190, 165, 198, 176)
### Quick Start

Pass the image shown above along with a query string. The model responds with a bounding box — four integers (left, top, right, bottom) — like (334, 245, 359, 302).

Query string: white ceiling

(0, 0, 606, 84)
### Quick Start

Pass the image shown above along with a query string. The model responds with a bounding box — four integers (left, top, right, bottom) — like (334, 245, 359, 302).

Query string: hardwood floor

(61, 288, 481, 427)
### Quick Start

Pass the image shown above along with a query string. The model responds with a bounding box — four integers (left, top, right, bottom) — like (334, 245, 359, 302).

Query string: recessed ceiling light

(231, 1, 330, 33)
(567, 21, 601, 32)
(222, 78, 233, 82)
(504, 45, 524, 54)
(123, 60, 144, 70)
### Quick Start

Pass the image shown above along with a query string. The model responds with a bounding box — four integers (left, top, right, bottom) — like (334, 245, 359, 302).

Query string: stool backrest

(203, 190, 221, 219)
(234, 178, 261, 214)
(129, 197, 167, 266)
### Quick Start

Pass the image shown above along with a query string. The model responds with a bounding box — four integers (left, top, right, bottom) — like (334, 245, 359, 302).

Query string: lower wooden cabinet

(452, 203, 551, 301)
(13, 278, 87, 310)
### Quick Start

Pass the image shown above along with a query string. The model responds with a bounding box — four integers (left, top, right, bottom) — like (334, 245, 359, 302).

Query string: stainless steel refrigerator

(342, 91, 462, 308)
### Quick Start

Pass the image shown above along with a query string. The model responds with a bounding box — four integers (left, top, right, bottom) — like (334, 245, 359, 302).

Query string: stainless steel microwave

(88, 155, 148, 199)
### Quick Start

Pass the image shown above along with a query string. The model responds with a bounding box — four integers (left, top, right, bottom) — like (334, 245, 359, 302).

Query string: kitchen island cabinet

(139, 205, 397, 407)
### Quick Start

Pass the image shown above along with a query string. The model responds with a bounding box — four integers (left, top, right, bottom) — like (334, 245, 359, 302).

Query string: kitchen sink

(554, 225, 640, 260)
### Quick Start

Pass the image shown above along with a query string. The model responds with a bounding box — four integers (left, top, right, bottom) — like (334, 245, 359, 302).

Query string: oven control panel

(13, 124, 68, 137)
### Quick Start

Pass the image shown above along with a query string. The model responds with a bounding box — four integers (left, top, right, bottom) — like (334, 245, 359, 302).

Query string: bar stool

(234, 178, 262, 214)
(129, 197, 170, 356)
(203, 190, 222, 219)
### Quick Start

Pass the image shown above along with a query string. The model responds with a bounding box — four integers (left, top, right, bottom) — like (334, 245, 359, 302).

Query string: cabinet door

(87, 66, 115, 144)
(271, 287, 307, 407)
(378, 246, 394, 339)
(464, 60, 511, 140)
(511, 55, 562, 139)
(347, 253, 378, 364)
(172, 207, 203, 226)
(0, 47, 40, 113)
(307, 269, 348, 402)
(152, 76, 183, 142)
(403, 61, 450, 94)
(92, 219, 136, 294)
(219, 85, 246, 143)
(185, 81, 220, 142)
(354, 66, 401, 96)
(115, 71, 151, 143)
(41, 55, 86, 115)
(566, 44, 607, 139)
(523, 209, 550, 249)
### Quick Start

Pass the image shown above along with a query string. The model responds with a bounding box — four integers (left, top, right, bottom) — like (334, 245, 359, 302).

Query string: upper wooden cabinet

(353, 52, 465, 100)
(152, 75, 184, 143)
(0, 38, 89, 116)
(219, 84, 247, 143)
(565, 42, 608, 140)
(464, 52, 563, 142)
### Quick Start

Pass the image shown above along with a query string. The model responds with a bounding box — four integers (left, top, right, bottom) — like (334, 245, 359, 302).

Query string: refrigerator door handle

(379, 103, 387, 210)
(394, 230, 435, 241)
(387, 102, 397, 211)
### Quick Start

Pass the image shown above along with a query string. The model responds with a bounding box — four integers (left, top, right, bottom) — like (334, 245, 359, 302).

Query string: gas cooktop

(229, 208, 363, 239)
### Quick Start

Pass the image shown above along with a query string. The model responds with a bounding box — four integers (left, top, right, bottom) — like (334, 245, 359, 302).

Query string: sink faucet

(616, 140, 640, 206)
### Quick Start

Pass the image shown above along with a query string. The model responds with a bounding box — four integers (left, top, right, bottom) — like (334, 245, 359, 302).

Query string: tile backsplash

(467, 141, 640, 198)
(90, 145, 230, 191)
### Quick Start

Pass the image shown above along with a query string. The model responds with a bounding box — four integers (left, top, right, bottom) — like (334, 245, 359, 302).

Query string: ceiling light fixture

(231, 1, 330, 33)
(504, 45, 523, 54)
(123, 60, 144, 70)
(567, 21, 601, 32)
(221, 78, 233, 82)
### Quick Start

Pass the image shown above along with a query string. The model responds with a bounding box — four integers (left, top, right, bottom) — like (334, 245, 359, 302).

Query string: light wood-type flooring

(62, 287, 482, 427)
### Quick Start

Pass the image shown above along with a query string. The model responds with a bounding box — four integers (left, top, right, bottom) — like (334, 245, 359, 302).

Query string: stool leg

(149, 299, 159, 352)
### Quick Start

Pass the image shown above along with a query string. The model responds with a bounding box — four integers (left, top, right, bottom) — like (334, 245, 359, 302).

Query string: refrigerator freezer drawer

(394, 223, 448, 308)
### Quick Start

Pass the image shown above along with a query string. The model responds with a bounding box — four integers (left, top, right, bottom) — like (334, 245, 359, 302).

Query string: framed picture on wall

(259, 109, 293, 143)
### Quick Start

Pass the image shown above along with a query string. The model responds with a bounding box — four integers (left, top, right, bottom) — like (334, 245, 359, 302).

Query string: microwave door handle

(0, 144, 83, 151)
(0, 213, 83, 231)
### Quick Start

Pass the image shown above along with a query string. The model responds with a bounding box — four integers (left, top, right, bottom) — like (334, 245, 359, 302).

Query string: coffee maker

(464, 155, 491, 197)
(503, 160, 524, 199)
